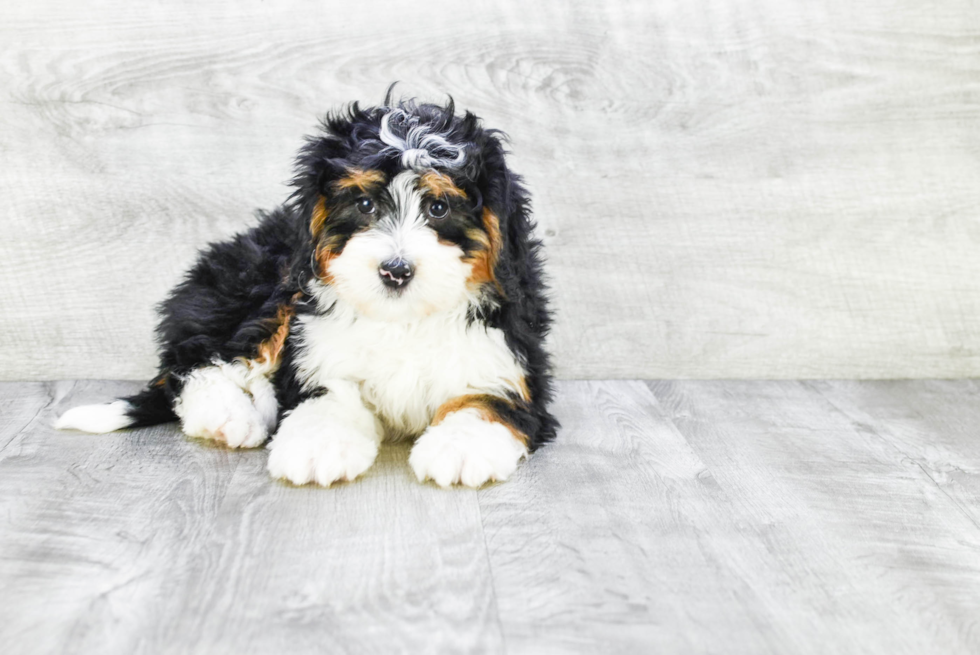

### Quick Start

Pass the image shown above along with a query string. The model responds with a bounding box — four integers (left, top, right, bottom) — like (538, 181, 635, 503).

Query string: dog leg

(409, 407, 528, 488)
(266, 380, 383, 486)
(174, 361, 276, 448)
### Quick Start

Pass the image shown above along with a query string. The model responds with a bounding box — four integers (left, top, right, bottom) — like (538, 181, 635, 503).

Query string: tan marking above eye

(333, 168, 386, 192)
(419, 171, 466, 199)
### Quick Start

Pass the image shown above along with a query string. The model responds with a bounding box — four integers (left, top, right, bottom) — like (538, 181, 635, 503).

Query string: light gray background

(3, 0, 979, 381)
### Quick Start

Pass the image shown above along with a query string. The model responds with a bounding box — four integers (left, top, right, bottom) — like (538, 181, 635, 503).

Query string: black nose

(379, 258, 414, 289)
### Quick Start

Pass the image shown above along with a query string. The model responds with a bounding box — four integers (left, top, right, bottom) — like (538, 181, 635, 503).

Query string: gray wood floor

(2, 379, 979, 654)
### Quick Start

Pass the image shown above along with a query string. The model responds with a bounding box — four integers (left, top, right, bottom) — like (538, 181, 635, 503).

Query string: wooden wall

(2, 0, 979, 380)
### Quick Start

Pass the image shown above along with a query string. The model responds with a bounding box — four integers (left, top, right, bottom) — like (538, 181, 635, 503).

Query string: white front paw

(267, 419, 378, 487)
(175, 367, 269, 449)
(409, 408, 528, 488)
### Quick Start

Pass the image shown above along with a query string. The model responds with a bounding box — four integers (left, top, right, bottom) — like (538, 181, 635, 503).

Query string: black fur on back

(124, 96, 558, 450)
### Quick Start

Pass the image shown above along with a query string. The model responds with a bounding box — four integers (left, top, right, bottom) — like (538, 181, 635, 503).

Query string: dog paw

(175, 366, 269, 449)
(267, 419, 378, 487)
(409, 408, 528, 488)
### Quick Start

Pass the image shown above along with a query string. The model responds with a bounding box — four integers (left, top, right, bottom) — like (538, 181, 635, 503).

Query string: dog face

(313, 168, 497, 321)
(296, 101, 508, 322)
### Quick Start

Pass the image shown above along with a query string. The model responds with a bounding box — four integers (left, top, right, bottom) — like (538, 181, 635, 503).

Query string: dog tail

(55, 378, 177, 433)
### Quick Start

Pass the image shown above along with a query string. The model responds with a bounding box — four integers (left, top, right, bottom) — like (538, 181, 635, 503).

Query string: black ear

(474, 129, 559, 447)
(290, 103, 388, 205)
(283, 116, 359, 289)
(290, 133, 350, 205)
(476, 131, 541, 304)
(475, 128, 553, 350)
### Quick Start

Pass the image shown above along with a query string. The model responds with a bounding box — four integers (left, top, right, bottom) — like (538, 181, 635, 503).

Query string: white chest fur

(294, 301, 525, 438)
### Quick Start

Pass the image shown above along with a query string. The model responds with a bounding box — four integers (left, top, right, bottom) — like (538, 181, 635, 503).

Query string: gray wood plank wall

(2, 0, 979, 380)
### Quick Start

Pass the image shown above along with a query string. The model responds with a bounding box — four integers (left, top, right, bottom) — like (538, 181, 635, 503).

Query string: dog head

(291, 98, 530, 322)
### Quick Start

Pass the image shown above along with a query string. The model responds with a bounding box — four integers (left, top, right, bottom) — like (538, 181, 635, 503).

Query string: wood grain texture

(2, 2, 980, 379)
(0, 380, 502, 655)
(3, 379, 980, 653)
(805, 379, 980, 535)
(479, 380, 767, 653)
(646, 379, 980, 654)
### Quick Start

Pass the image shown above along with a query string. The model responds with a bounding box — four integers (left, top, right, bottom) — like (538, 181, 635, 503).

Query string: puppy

(56, 96, 558, 488)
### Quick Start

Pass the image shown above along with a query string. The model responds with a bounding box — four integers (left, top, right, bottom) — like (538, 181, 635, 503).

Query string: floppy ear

(289, 103, 389, 216)
(291, 137, 350, 214)
(283, 124, 355, 290)
(476, 131, 546, 310)
(472, 130, 559, 446)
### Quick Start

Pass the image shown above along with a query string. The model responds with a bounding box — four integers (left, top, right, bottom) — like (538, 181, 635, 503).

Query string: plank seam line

(0, 380, 64, 455)
(474, 493, 509, 654)
(803, 381, 980, 533)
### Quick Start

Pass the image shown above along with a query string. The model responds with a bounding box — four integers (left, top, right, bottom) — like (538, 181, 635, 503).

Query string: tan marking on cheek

(310, 196, 329, 237)
(419, 171, 466, 199)
(334, 168, 386, 192)
(315, 242, 340, 284)
(431, 394, 528, 446)
(465, 248, 493, 287)
(464, 208, 504, 293)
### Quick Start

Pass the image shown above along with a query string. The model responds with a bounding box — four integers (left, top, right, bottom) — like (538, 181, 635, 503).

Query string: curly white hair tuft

(379, 108, 467, 171)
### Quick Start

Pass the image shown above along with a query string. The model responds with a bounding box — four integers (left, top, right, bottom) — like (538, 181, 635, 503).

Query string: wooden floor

(1, 380, 979, 654)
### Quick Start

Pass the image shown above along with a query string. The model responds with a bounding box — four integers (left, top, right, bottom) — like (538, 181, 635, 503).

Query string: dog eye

(426, 200, 449, 220)
(356, 198, 375, 215)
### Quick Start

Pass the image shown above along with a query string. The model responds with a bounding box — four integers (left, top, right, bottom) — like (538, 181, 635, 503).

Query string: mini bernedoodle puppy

(56, 96, 557, 488)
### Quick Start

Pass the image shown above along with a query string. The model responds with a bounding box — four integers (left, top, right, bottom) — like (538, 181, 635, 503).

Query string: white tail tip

(54, 400, 135, 433)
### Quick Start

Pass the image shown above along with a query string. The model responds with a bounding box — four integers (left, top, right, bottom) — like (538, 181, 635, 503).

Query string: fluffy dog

(56, 96, 557, 488)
